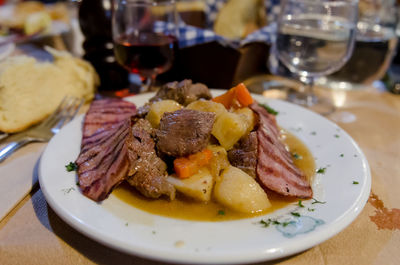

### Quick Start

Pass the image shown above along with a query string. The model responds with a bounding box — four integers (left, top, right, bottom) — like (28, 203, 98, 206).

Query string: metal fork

(0, 96, 84, 163)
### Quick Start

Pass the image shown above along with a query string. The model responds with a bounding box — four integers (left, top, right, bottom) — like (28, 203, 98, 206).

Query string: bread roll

(0, 49, 99, 133)
(214, 0, 267, 39)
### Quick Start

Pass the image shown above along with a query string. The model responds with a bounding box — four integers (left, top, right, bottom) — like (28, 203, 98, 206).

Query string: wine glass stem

(141, 76, 155, 93)
(302, 77, 316, 107)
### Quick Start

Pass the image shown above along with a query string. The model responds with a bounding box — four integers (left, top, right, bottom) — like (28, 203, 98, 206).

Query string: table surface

(0, 81, 399, 265)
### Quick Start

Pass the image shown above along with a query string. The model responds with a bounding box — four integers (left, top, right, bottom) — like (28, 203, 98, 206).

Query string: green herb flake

(334, 134, 340, 138)
(272, 220, 281, 225)
(62, 187, 75, 194)
(65, 162, 78, 172)
(125, 222, 128, 226)
(312, 198, 326, 205)
(152, 230, 156, 234)
(282, 222, 291, 227)
(259, 219, 271, 227)
(316, 167, 327, 174)
(260, 103, 279, 115)
(353, 181, 359, 185)
(340, 154, 344, 157)
(308, 208, 315, 212)
(217, 210, 225, 216)
(298, 200, 305, 208)
(292, 153, 303, 160)
(310, 131, 317, 136)
(291, 212, 301, 217)
(76, 181, 80, 187)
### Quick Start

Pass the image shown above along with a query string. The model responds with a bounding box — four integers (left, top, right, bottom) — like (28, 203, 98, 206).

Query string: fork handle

(0, 139, 32, 163)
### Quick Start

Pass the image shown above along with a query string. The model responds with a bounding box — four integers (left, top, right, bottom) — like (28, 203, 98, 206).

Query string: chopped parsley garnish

(65, 162, 78, 172)
(62, 187, 75, 194)
(76, 181, 80, 187)
(260, 103, 279, 115)
(298, 200, 305, 208)
(340, 154, 344, 157)
(291, 212, 301, 217)
(217, 210, 225, 216)
(260, 219, 272, 227)
(312, 198, 326, 205)
(125, 222, 128, 226)
(308, 208, 315, 212)
(334, 134, 340, 138)
(259, 219, 292, 228)
(316, 167, 327, 174)
(353, 181, 359, 185)
(310, 131, 317, 135)
(292, 153, 303, 160)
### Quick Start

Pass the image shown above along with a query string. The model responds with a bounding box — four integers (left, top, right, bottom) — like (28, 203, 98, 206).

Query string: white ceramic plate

(39, 92, 371, 264)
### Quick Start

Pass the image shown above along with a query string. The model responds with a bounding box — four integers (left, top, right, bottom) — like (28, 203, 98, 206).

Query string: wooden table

(0, 84, 399, 265)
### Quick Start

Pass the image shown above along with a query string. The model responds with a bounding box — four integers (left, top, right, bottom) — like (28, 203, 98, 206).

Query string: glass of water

(273, 0, 358, 114)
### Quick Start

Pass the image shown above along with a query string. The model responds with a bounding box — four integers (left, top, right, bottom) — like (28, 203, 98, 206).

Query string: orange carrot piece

(212, 89, 235, 109)
(233, 83, 253, 107)
(174, 149, 213, 179)
(212, 83, 253, 109)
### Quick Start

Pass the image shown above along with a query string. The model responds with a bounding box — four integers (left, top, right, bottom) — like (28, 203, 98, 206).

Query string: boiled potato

(167, 168, 214, 202)
(214, 166, 271, 213)
(234, 107, 256, 136)
(145, 100, 182, 128)
(207, 145, 230, 178)
(211, 112, 247, 150)
(186, 100, 227, 118)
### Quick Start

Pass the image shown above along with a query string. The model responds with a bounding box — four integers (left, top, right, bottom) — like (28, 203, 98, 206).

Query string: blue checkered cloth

(156, 0, 281, 49)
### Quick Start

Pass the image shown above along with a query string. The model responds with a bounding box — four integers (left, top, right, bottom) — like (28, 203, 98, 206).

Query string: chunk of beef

(156, 109, 216, 157)
(228, 132, 258, 178)
(76, 99, 136, 201)
(150, 79, 212, 106)
(250, 103, 313, 198)
(126, 119, 175, 199)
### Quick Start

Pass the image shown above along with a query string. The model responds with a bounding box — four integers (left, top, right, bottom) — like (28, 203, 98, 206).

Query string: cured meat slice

(82, 98, 137, 138)
(250, 103, 312, 198)
(76, 98, 136, 201)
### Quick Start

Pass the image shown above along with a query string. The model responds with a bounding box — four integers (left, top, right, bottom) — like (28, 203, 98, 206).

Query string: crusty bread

(214, 0, 267, 39)
(0, 49, 99, 133)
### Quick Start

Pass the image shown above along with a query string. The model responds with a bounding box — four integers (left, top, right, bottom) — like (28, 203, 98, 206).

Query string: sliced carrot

(212, 89, 235, 109)
(174, 149, 213, 179)
(212, 83, 253, 109)
(234, 83, 254, 107)
(188, 149, 213, 166)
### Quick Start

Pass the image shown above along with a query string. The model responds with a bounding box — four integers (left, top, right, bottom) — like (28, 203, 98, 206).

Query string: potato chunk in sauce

(114, 131, 315, 221)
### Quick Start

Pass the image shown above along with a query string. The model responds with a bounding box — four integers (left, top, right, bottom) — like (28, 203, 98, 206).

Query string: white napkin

(0, 142, 45, 220)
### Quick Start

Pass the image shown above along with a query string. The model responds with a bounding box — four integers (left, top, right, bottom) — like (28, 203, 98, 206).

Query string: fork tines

(39, 96, 84, 133)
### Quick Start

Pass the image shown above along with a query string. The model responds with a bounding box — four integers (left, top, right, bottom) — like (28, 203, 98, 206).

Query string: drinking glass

(273, 0, 358, 114)
(318, 0, 398, 89)
(112, 0, 179, 93)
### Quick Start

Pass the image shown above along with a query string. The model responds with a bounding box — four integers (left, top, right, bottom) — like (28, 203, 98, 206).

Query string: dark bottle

(78, 0, 129, 91)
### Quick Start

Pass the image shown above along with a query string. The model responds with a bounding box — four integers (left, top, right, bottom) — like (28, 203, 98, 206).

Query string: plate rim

(39, 91, 371, 264)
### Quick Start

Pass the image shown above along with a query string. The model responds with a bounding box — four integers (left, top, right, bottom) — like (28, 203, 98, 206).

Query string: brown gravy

(114, 131, 315, 221)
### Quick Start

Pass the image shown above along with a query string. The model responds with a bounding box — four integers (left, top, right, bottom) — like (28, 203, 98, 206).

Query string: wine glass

(273, 0, 358, 114)
(112, 0, 179, 93)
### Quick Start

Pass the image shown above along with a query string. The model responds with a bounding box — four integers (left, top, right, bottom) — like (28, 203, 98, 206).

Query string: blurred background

(1, 0, 400, 94)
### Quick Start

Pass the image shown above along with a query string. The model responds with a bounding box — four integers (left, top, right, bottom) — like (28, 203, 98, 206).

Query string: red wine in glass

(114, 32, 178, 79)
